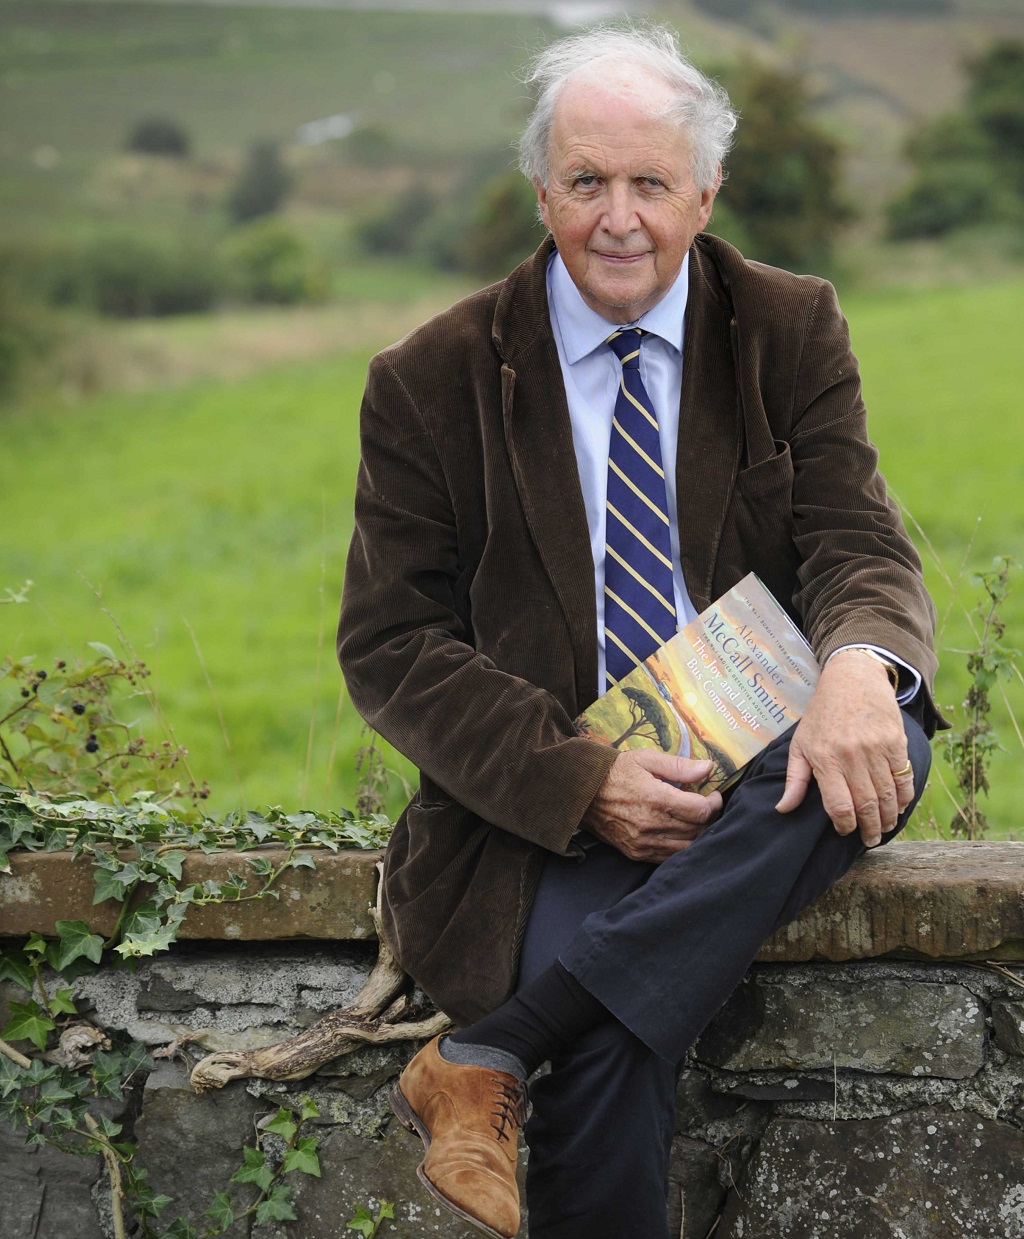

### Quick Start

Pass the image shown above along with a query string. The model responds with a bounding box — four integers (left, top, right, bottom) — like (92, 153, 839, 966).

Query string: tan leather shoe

(390, 1035, 525, 1238)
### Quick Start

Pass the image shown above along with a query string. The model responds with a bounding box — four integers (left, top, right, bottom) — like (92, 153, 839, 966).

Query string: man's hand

(776, 648, 915, 847)
(581, 750, 724, 862)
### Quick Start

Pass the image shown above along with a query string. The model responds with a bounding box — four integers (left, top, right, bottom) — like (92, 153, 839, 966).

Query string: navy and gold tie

(603, 328, 677, 688)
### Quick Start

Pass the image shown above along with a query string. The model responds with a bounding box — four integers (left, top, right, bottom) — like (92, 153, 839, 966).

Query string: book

(576, 573, 819, 794)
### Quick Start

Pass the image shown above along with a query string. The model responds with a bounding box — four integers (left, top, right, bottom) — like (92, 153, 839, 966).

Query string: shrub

(227, 140, 292, 225)
(222, 219, 327, 305)
(354, 181, 438, 257)
(887, 162, 1005, 240)
(125, 116, 191, 158)
(457, 169, 542, 280)
(51, 231, 221, 318)
(0, 277, 57, 401)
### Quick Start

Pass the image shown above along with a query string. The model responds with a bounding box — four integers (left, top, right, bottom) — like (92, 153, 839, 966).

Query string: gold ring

(893, 761, 913, 778)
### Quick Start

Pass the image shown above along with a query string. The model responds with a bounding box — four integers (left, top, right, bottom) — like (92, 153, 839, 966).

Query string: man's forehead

(554, 64, 679, 124)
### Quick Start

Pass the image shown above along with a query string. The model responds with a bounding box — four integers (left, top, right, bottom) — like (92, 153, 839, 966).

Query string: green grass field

(2, 276, 1023, 833)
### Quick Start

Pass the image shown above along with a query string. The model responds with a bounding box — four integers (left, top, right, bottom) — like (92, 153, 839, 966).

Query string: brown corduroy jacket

(338, 233, 939, 1024)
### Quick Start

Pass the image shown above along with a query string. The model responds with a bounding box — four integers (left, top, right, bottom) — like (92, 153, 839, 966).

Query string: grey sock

(438, 1034, 527, 1081)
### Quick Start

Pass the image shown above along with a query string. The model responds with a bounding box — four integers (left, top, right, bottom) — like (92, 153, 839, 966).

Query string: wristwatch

(844, 646, 900, 692)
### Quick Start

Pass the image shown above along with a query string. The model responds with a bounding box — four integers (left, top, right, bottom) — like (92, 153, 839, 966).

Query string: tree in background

(457, 170, 543, 281)
(887, 40, 1024, 240)
(227, 140, 292, 226)
(711, 58, 853, 272)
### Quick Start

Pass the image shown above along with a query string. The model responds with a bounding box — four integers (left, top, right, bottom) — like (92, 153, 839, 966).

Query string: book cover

(576, 573, 819, 794)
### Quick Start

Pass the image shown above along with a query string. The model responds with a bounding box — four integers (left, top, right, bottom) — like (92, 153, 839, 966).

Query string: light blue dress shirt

(544, 248, 920, 703)
(546, 250, 698, 690)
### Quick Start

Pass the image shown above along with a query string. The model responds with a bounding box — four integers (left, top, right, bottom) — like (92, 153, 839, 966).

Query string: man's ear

(533, 178, 551, 231)
(697, 165, 722, 233)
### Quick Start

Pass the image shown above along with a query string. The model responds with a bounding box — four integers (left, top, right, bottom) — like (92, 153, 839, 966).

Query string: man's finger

(631, 750, 714, 786)
(893, 759, 916, 813)
(775, 750, 812, 814)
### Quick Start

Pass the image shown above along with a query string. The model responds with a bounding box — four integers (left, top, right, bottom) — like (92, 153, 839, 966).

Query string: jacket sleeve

(338, 353, 617, 852)
(785, 279, 941, 725)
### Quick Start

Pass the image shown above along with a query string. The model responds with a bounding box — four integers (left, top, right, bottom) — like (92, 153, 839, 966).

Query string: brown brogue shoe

(390, 1035, 525, 1239)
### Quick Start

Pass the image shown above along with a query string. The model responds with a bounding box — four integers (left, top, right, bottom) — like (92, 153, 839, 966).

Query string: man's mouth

(594, 251, 650, 263)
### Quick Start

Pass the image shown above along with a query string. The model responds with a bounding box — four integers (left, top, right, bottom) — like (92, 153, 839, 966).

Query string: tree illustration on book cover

(577, 574, 820, 794)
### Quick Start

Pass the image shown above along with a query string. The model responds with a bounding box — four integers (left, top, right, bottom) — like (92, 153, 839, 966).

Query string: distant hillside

(667, 0, 1024, 216)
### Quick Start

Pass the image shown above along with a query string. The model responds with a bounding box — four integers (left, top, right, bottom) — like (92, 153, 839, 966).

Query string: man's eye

(574, 175, 599, 188)
(639, 177, 663, 189)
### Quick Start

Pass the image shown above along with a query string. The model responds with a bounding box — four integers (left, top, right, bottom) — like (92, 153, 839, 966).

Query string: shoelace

(490, 1078, 528, 1143)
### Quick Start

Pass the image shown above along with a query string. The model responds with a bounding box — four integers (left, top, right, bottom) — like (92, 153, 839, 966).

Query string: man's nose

(600, 184, 639, 237)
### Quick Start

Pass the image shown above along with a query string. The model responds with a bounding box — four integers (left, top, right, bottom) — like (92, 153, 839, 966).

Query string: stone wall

(3, 841, 1024, 1238)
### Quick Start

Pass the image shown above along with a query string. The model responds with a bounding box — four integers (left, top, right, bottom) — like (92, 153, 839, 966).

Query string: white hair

(518, 23, 738, 192)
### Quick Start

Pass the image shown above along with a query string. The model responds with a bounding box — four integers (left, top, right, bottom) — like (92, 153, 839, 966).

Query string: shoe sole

(389, 1081, 513, 1239)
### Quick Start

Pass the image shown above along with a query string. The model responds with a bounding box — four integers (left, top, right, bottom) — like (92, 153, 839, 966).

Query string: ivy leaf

(255, 1183, 297, 1224)
(282, 1136, 320, 1177)
(346, 1208, 375, 1237)
(3, 999, 55, 1050)
(114, 922, 178, 959)
(24, 932, 49, 957)
(52, 920, 105, 970)
(48, 987, 78, 1016)
(154, 850, 186, 881)
(289, 852, 316, 870)
(261, 1107, 297, 1141)
(230, 1145, 274, 1193)
(157, 1219, 199, 1239)
(0, 1054, 27, 1098)
(95, 1113, 123, 1138)
(92, 866, 133, 906)
(148, 1194, 173, 1219)
(0, 947, 36, 992)
(204, 1190, 235, 1230)
(299, 1096, 320, 1122)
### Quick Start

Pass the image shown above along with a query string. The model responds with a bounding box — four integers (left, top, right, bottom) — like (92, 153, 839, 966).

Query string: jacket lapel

(675, 238, 743, 613)
(494, 241, 599, 710)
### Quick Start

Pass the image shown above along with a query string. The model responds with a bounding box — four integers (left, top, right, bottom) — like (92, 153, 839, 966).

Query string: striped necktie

(603, 328, 677, 689)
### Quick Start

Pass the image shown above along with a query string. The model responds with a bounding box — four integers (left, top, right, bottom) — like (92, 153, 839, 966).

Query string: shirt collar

(547, 247, 690, 366)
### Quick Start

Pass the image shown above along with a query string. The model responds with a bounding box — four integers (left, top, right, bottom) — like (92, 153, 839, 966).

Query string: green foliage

(46, 230, 221, 318)
(0, 273, 58, 400)
(887, 40, 1024, 239)
(355, 181, 438, 259)
(0, 639, 205, 810)
(355, 153, 540, 279)
(0, 784, 392, 958)
(126, 117, 191, 159)
(0, 1018, 322, 1239)
(347, 1200, 395, 1237)
(458, 169, 543, 281)
(221, 218, 327, 305)
(941, 558, 1019, 839)
(715, 58, 853, 272)
(227, 141, 292, 226)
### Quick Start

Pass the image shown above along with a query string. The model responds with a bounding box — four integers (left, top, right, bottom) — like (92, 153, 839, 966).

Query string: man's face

(535, 74, 718, 324)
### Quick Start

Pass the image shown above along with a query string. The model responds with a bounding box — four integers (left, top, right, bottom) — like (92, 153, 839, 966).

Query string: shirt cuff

(828, 644, 922, 706)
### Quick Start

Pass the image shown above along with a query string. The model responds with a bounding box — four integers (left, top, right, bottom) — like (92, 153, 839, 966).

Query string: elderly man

(339, 23, 938, 1239)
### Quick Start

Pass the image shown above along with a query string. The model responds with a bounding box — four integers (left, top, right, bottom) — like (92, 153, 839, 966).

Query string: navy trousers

(516, 707, 932, 1239)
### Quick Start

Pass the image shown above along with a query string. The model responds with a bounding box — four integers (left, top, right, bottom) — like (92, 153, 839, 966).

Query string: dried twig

(188, 862, 451, 1093)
